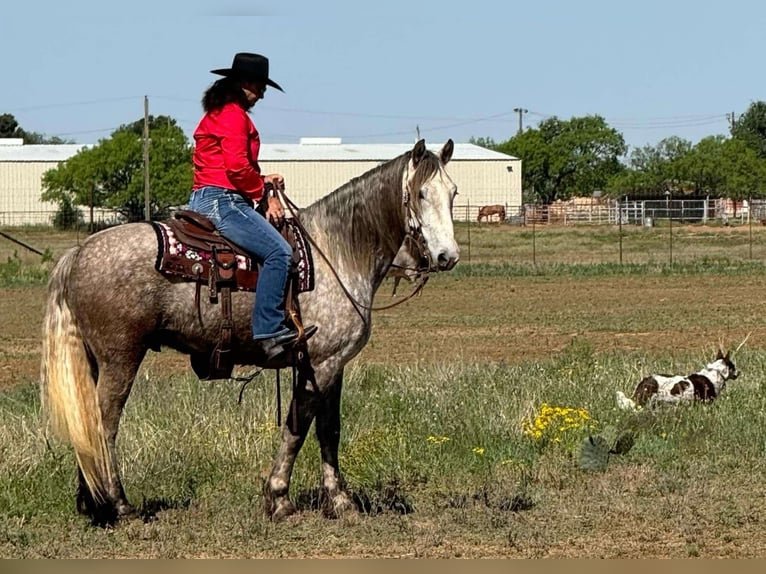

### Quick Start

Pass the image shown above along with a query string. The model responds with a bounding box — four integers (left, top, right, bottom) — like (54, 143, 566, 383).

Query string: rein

(276, 180, 433, 316)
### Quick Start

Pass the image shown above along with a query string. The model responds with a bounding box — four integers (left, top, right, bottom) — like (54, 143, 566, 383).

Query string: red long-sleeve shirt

(192, 102, 265, 201)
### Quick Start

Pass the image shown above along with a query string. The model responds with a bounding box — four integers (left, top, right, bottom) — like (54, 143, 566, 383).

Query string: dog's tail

(616, 391, 639, 412)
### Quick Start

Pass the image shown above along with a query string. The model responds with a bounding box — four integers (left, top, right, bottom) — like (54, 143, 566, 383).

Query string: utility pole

(727, 110, 736, 132)
(513, 107, 528, 135)
(416, 124, 420, 141)
(143, 95, 151, 221)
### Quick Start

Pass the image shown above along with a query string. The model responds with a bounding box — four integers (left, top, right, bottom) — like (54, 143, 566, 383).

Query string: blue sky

(3, 0, 763, 152)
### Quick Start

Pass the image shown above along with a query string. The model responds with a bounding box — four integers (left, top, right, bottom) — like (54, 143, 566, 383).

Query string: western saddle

(158, 208, 308, 380)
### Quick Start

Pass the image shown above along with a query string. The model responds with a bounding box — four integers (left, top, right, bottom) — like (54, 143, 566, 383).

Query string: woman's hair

(201, 77, 251, 112)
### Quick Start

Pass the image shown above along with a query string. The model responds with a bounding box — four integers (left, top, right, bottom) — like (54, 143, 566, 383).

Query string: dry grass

(1, 223, 766, 557)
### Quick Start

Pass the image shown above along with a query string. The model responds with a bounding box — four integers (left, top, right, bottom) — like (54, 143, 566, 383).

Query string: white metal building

(0, 139, 86, 225)
(0, 137, 521, 225)
(259, 138, 521, 221)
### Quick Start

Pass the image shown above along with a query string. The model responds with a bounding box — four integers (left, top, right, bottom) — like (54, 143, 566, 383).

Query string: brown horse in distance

(477, 204, 505, 223)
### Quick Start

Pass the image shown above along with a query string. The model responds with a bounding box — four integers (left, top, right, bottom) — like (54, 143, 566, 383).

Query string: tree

(0, 113, 21, 138)
(720, 138, 766, 201)
(468, 136, 498, 150)
(678, 135, 728, 195)
(732, 100, 766, 159)
(676, 136, 766, 206)
(41, 115, 192, 222)
(496, 115, 626, 204)
(606, 136, 692, 197)
(0, 112, 74, 144)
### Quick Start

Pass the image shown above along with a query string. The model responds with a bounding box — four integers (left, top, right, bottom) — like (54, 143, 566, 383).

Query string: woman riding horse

(188, 52, 316, 361)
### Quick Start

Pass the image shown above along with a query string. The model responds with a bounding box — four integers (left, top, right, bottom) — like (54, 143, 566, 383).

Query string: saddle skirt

(151, 210, 315, 293)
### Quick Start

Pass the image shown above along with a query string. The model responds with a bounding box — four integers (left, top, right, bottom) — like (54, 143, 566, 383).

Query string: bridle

(276, 164, 436, 319)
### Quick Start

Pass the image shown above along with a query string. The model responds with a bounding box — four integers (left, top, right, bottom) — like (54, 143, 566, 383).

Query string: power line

(7, 96, 143, 113)
(611, 118, 728, 130)
(9, 93, 734, 136)
(151, 95, 522, 124)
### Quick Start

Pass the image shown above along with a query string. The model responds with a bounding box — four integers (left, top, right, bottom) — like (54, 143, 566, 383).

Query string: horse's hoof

(270, 499, 297, 522)
(117, 503, 138, 521)
(76, 493, 119, 527)
(323, 491, 357, 519)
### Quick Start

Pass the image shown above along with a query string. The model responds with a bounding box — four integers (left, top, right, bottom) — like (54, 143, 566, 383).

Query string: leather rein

(276, 176, 433, 317)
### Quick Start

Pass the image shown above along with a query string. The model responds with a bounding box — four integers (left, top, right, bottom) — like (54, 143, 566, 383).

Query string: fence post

(749, 195, 753, 260)
(466, 198, 471, 265)
(668, 195, 673, 266)
(618, 198, 623, 265)
(532, 204, 537, 265)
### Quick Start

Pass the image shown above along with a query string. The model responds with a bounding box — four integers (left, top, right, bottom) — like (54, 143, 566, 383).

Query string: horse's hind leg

(314, 369, 355, 518)
(77, 352, 144, 523)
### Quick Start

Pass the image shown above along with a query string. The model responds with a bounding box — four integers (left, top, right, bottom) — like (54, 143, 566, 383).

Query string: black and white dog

(616, 350, 738, 411)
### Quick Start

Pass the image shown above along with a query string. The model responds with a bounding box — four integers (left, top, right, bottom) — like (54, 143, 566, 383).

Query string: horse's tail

(41, 247, 112, 502)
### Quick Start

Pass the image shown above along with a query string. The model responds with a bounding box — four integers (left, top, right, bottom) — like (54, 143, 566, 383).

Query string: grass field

(1, 223, 765, 557)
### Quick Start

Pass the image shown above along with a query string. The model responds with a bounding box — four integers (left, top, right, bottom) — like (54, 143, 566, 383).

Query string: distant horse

(41, 139, 459, 524)
(477, 204, 506, 223)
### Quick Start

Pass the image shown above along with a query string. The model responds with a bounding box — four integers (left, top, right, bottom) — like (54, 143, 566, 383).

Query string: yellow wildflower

(427, 435, 450, 445)
(522, 403, 596, 444)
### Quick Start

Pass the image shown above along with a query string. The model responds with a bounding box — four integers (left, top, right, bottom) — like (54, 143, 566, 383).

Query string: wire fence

(4, 198, 766, 268)
(2, 198, 762, 228)
(453, 198, 760, 226)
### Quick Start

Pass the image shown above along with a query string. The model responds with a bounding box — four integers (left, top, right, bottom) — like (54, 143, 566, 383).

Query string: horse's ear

(717, 349, 724, 359)
(440, 139, 454, 165)
(412, 139, 427, 167)
(725, 350, 731, 360)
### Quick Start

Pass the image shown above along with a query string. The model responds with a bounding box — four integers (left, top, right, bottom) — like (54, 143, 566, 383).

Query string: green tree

(676, 135, 766, 206)
(41, 115, 192, 222)
(731, 100, 766, 159)
(496, 115, 626, 204)
(678, 135, 728, 195)
(0, 112, 74, 144)
(0, 113, 21, 138)
(468, 136, 498, 150)
(719, 138, 766, 200)
(607, 136, 692, 196)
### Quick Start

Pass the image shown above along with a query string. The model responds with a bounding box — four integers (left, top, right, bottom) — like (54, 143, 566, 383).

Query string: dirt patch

(3, 272, 763, 389)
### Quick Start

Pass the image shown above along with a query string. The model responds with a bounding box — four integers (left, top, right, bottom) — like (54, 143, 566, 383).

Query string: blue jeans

(188, 186, 293, 339)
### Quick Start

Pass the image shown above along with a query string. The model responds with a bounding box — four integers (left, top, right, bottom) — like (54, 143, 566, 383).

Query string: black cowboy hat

(211, 52, 284, 92)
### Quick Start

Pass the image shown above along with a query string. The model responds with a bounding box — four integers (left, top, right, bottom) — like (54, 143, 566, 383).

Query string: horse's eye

(419, 188, 426, 200)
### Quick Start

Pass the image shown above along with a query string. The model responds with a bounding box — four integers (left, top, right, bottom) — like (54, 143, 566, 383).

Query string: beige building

(259, 138, 521, 221)
(0, 139, 86, 225)
(0, 137, 521, 225)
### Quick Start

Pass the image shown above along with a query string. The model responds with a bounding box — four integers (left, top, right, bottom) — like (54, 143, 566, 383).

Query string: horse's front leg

(315, 369, 356, 518)
(264, 369, 320, 521)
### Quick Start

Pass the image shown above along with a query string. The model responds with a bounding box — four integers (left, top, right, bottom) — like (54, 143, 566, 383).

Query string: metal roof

(260, 142, 517, 162)
(0, 143, 87, 162)
(0, 140, 518, 163)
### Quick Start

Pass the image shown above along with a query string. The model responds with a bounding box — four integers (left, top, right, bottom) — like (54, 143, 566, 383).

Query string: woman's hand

(263, 173, 285, 191)
(263, 174, 286, 226)
(265, 196, 285, 227)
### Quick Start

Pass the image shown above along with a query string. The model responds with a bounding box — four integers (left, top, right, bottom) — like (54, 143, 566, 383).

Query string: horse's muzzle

(437, 252, 459, 271)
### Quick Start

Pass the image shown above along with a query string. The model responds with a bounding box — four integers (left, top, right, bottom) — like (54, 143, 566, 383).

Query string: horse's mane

(300, 149, 443, 275)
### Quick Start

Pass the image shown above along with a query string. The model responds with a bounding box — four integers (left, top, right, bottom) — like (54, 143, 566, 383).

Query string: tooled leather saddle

(151, 208, 314, 380)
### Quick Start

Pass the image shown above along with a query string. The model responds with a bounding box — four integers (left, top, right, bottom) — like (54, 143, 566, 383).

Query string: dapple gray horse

(41, 139, 459, 524)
